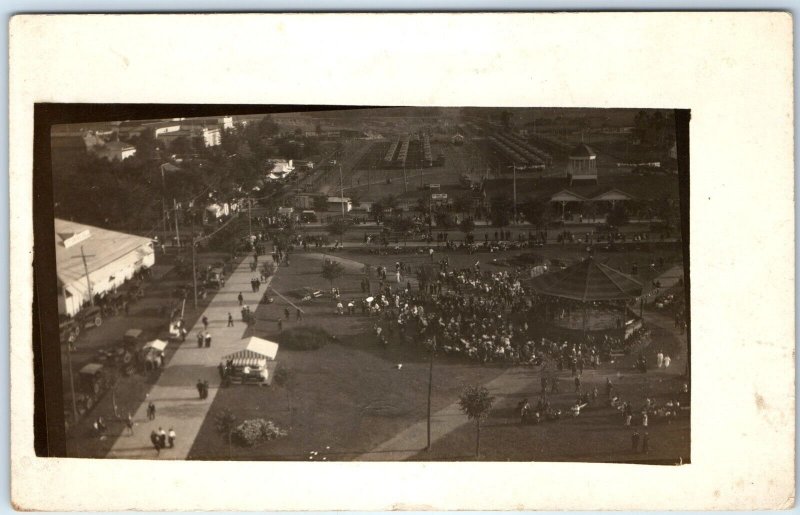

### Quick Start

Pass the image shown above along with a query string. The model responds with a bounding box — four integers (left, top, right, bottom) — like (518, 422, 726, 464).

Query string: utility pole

(191, 212, 198, 309)
(80, 245, 94, 306)
(66, 346, 78, 423)
(509, 164, 518, 225)
(248, 196, 253, 241)
(160, 163, 168, 237)
(427, 335, 436, 451)
(173, 198, 181, 247)
(339, 164, 346, 221)
(403, 164, 408, 193)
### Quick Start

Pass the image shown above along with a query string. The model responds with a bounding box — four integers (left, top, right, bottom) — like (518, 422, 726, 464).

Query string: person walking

(150, 430, 161, 456)
(202, 316, 209, 331)
(664, 355, 672, 369)
(197, 331, 203, 348)
(204, 331, 212, 348)
(624, 402, 633, 426)
(158, 427, 167, 449)
(227, 312, 234, 327)
(656, 350, 664, 368)
(284, 308, 290, 321)
(125, 413, 135, 435)
(147, 401, 156, 420)
(238, 292, 244, 306)
(632, 431, 640, 452)
(202, 380, 210, 400)
(296, 308, 303, 321)
(196, 380, 204, 399)
(168, 428, 176, 448)
(277, 319, 283, 332)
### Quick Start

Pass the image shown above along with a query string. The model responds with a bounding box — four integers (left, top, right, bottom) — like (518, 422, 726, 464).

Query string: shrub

(280, 326, 331, 351)
(232, 418, 287, 447)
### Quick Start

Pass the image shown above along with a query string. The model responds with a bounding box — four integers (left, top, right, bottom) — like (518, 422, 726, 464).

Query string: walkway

(359, 301, 689, 461)
(106, 254, 274, 459)
(356, 366, 541, 461)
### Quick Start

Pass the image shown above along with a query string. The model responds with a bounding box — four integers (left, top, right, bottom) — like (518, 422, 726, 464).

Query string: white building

(219, 116, 234, 130)
(327, 196, 352, 212)
(266, 159, 295, 180)
(566, 143, 598, 184)
(55, 219, 155, 317)
(153, 124, 182, 136)
(93, 141, 137, 161)
(202, 127, 222, 147)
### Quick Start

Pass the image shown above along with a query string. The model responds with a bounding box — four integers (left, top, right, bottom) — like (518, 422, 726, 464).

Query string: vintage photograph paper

(9, 12, 794, 511)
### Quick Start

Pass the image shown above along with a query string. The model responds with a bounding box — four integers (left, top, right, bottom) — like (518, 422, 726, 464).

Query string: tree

(313, 195, 329, 212)
(380, 194, 398, 213)
(489, 196, 512, 228)
(459, 218, 475, 240)
(325, 220, 350, 244)
(453, 194, 473, 218)
(434, 211, 455, 229)
(321, 259, 345, 290)
(521, 200, 551, 230)
(371, 200, 385, 222)
(257, 115, 280, 137)
(458, 384, 495, 459)
(215, 409, 238, 458)
(169, 136, 192, 155)
(390, 217, 416, 246)
(606, 203, 630, 227)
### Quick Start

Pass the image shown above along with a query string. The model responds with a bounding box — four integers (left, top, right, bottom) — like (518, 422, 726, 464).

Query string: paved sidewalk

(106, 255, 275, 460)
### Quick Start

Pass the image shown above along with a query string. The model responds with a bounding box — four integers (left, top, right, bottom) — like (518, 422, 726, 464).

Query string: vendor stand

(221, 337, 279, 386)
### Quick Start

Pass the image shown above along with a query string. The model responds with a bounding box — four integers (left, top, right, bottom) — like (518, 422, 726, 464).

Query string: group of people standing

(150, 427, 176, 455)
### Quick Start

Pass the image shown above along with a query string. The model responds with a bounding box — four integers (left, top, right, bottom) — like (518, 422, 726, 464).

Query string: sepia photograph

(11, 12, 793, 511)
(45, 106, 689, 463)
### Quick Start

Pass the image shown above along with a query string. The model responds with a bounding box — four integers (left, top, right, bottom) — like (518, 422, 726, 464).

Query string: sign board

(429, 183, 441, 189)
(431, 193, 448, 200)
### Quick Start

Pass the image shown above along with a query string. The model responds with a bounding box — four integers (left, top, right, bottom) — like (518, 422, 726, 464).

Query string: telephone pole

(248, 196, 253, 241)
(191, 212, 198, 309)
(173, 198, 181, 247)
(66, 346, 78, 423)
(426, 335, 436, 451)
(80, 245, 94, 306)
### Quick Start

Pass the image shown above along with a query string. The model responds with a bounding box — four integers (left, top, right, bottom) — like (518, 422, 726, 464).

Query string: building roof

(482, 175, 678, 203)
(223, 337, 280, 361)
(569, 143, 597, 158)
(527, 257, 643, 302)
(101, 141, 136, 152)
(55, 218, 153, 288)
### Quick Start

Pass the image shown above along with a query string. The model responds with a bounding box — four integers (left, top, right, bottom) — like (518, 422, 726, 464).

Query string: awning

(223, 336, 279, 361)
(144, 339, 167, 352)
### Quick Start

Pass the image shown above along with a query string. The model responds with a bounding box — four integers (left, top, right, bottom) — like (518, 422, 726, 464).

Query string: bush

(280, 326, 331, 350)
(232, 419, 287, 447)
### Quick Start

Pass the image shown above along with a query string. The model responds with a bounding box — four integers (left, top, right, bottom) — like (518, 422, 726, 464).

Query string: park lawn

(187, 248, 688, 462)
(187, 251, 507, 460)
(409, 368, 690, 463)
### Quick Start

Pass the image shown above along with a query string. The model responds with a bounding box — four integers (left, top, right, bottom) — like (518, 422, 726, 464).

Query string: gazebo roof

(569, 143, 597, 158)
(527, 257, 642, 302)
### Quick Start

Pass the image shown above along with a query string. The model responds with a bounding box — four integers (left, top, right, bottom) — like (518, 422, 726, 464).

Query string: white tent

(143, 339, 167, 352)
(222, 337, 280, 385)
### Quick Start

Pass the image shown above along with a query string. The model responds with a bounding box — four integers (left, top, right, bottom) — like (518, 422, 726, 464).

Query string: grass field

(187, 246, 688, 462)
